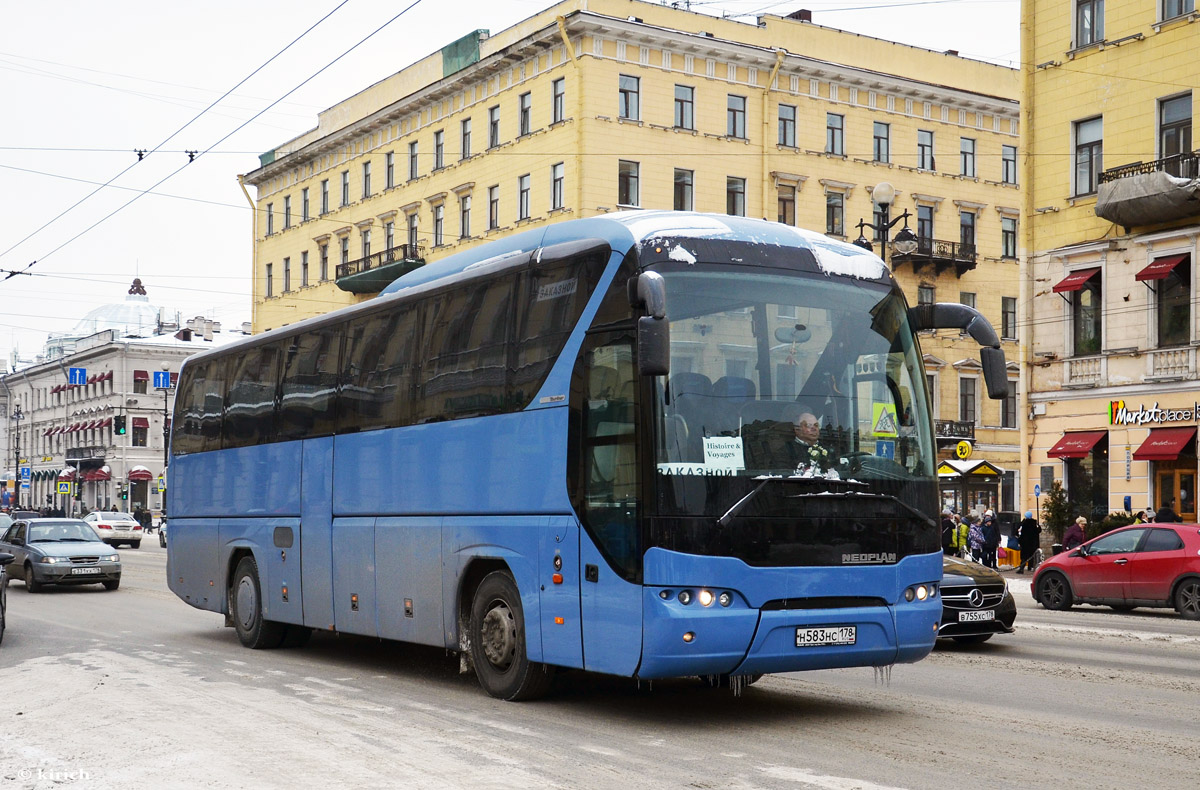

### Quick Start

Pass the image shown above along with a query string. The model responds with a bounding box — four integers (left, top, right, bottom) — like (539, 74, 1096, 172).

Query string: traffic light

(114, 415, 127, 435)
(120, 485, 128, 500)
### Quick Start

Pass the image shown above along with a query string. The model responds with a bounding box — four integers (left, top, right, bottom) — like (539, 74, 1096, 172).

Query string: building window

(321, 180, 329, 214)
(340, 170, 350, 206)
(1002, 380, 1017, 428)
(960, 138, 976, 177)
(1002, 145, 1018, 184)
(519, 92, 531, 136)
(726, 177, 746, 216)
(960, 211, 976, 250)
(778, 184, 795, 225)
(408, 141, 419, 180)
(674, 85, 694, 130)
(340, 236, 350, 266)
(488, 105, 500, 148)
(1076, 0, 1104, 47)
(618, 160, 639, 207)
(265, 203, 273, 235)
(283, 257, 291, 292)
(433, 204, 444, 246)
(778, 104, 796, 147)
(1074, 117, 1103, 195)
(873, 122, 890, 163)
(917, 204, 934, 240)
(407, 214, 418, 250)
(618, 75, 640, 120)
(461, 118, 472, 160)
(460, 195, 471, 239)
(301, 251, 309, 287)
(918, 129, 935, 170)
(433, 130, 444, 170)
(283, 196, 291, 229)
(552, 78, 565, 124)
(674, 168, 693, 211)
(1072, 273, 1102, 356)
(385, 152, 394, 189)
(265, 263, 273, 298)
(385, 220, 394, 253)
(727, 95, 747, 138)
(959, 377, 977, 423)
(1160, 94, 1192, 165)
(320, 244, 329, 281)
(1164, 0, 1195, 19)
(1002, 296, 1017, 340)
(488, 185, 499, 230)
(960, 291, 977, 309)
(1001, 216, 1018, 258)
(926, 373, 938, 413)
(302, 188, 310, 221)
(825, 192, 844, 236)
(873, 204, 890, 243)
(1158, 258, 1191, 347)
(918, 285, 935, 305)
(362, 161, 371, 198)
(550, 162, 564, 210)
(361, 229, 371, 258)
(518, 174, 531, 220)
(826, 113, 844, 155)
(133, 425, 147, 447)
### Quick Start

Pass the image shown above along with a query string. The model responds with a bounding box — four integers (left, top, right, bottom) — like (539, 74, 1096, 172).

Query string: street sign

(20, 467, 30, 490)
(57, 481, 71, 494)
(954, 440, 973, 460)
(157, 475, 166, 493)
(153, 370, 172, 389)
(1034, 484, 1041, 498)
(68, 367, 87, 385)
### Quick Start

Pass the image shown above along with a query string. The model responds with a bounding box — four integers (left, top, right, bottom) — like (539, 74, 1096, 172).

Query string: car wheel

(469, 570, 553, 701)
(1038, 572, 1073, 610)
(1175, 578, 1200, 621)
(130, 541, 141, 549)
(229, 555, 287, 649)
(24, 564, 42, 593)
(159, 533, 166, 548)
(952, 634, 994, 644)
(103, 579, 120, 591)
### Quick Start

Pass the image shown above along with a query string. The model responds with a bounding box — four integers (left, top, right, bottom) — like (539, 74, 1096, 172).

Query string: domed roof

(70, 278, 161, 338)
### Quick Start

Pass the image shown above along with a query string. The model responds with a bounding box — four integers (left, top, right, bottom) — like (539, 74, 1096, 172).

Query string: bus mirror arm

(908, 303, 1008, 400)
(632, 271, 667, 319)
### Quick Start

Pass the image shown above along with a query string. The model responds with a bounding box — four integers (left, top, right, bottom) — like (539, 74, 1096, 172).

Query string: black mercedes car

(939, 555, 1017, 644)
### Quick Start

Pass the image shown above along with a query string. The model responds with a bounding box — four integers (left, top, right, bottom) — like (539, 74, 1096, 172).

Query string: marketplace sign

(1109, 400, 1199, 426)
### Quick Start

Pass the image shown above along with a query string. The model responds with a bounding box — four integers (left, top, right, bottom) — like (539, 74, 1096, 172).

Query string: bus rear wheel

(230, 555, 287, 649)
(469, 571, 553, 701)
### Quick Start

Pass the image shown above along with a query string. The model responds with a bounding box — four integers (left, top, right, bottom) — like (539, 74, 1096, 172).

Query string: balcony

(1095, 151, 1200, 229)
(889, 237, 977, 277)
(1065, 355, 1105, 387)
(935, 420, 975, 442)
(335, 244, 425, 295)
(1147, 347, 1195, 381)
(66, 446, 106, 462)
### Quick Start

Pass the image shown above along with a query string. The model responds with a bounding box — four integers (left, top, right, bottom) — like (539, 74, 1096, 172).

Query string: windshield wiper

(59, 538, 91, 542)
(783, 490, 936, 528)
(30, 538, 57, 542)
(717, 476, 868, 528)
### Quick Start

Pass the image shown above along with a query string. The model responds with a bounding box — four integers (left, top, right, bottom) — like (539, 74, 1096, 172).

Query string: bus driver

(788, 407, 832, 473)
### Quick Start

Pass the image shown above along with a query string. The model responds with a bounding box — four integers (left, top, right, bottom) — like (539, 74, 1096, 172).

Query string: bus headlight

(904, 583, 938, 602)
(698, 589, 714, 607)
(677, 590, 692, 605)
(718, 592, 732, 607)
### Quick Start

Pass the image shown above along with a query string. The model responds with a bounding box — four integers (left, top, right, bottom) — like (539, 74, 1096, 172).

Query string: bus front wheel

(469, 571, 553, 701)
(230, 555, 287, 649)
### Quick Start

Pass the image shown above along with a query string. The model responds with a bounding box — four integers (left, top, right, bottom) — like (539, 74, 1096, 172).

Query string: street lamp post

(852, 181, 919, 262)
(11, 401, 23, 510)
(159, 361, 171, 470)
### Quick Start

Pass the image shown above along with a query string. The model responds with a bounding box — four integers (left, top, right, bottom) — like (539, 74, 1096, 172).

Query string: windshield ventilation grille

(762, 596, 888, 610)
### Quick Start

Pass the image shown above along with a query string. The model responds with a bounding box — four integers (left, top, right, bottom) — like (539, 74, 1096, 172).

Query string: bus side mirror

(638, 317, 670, 377)
(909, 303, 1008, 399)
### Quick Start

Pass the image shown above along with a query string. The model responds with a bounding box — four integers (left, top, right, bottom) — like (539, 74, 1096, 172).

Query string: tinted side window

(512, 244, 610, 405)
(172, 363, 205, 456)
(280, 326, 343, 440)
(340, 308, 420, 433)
(415, 277, 514, 423)
(1089, 528, 1146, 554)
(224, 343, 282, 448)
(199, 359, 228, 452)
(1143, 528, 1184, 552)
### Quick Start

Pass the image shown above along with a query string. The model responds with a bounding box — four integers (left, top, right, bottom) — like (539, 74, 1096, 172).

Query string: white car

(83, 511, 144, 549)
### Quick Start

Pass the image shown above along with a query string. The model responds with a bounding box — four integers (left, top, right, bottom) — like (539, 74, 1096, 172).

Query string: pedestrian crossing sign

(57, 481, 71, 494)
(871, 403, 899, 437)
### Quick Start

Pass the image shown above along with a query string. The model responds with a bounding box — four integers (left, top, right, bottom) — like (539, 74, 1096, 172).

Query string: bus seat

(668, 373, 713, 459)
(710, 376, 756, 436)
(740, 401, 801, 469)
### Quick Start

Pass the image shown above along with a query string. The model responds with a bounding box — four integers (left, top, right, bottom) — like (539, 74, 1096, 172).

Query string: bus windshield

(649, 265, 938, 567)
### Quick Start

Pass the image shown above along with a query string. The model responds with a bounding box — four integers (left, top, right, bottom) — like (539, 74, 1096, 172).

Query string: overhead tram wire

(2, 0, 427, 285)
(0, 0, 352, 267)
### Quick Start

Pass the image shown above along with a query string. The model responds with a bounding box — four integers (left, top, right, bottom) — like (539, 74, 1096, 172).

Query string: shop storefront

(938, 459, 1008, 514)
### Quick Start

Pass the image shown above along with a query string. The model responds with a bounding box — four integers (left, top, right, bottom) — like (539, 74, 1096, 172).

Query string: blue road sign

(153, 370, 171, 389)
(68, 367, 87, 385)
(1034, 484, 1042, 497)
(874, 440, 895, 460)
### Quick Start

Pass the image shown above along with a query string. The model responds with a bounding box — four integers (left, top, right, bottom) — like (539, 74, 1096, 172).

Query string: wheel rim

(1044, 577, 1066, 607)
(25, 566, 33, 586)
(1180, 582, 1200, 616)
(480, 598, 517, 671)
(235, 575, 258, 630)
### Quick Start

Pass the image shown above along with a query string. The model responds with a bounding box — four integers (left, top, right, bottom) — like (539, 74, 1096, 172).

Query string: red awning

(104, 370, 113, 382)
(1048, 430, 1108, 459)
(1132, 427, 1197, 461)
(133, 369, 149, 381)
(84, 468, 112, 482)
(51, 385, 62, 394)
(57, 469, 76, 481)
(100, 417, 112, 428)
(128, 467, 154, 481)
(1053, 267, 1101, 293)
(87, 374, 97, 384)
(1135, 254, 1188, 282)
(132, 417, 150, 429)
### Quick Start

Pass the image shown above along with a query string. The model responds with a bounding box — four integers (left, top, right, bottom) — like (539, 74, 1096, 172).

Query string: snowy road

(2, 546, 1198, 790)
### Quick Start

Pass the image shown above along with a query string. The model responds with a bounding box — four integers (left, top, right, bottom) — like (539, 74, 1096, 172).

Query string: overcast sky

(1, 0, 1019, 368)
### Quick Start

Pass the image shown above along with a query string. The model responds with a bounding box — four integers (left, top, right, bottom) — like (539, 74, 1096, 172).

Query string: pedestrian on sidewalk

(1017, 511, 1041, 573)
(1063, 516, 1087, 550)
(967, 514, 984, 564)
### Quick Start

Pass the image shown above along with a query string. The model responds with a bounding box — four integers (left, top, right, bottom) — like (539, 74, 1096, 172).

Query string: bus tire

(469, 570, 553, 701)
(230, 555, 287, 649)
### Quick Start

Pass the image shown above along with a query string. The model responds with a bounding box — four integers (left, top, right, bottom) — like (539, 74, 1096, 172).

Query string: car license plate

(959, 610, 995, 622)
(795, 625, 856, 647)
(70, 567, 101, 575)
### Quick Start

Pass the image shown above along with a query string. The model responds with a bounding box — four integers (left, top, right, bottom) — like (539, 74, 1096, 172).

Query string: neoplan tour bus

(166, 212, 1008, 700)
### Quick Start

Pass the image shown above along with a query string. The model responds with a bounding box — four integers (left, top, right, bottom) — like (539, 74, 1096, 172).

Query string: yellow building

(1022, 0, 1199, 521)
(243, 0, 1021, 509)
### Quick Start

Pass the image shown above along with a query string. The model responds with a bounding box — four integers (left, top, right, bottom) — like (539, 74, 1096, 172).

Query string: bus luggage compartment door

(579, 531, 642, 676)
(539, 516, 582, 668)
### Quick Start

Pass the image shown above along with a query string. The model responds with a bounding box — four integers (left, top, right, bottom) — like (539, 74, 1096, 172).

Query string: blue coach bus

(167, 211, 1007, 699)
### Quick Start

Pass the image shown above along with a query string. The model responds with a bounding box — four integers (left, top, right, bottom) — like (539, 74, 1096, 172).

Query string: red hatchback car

(1032, 524, 1200, 619)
